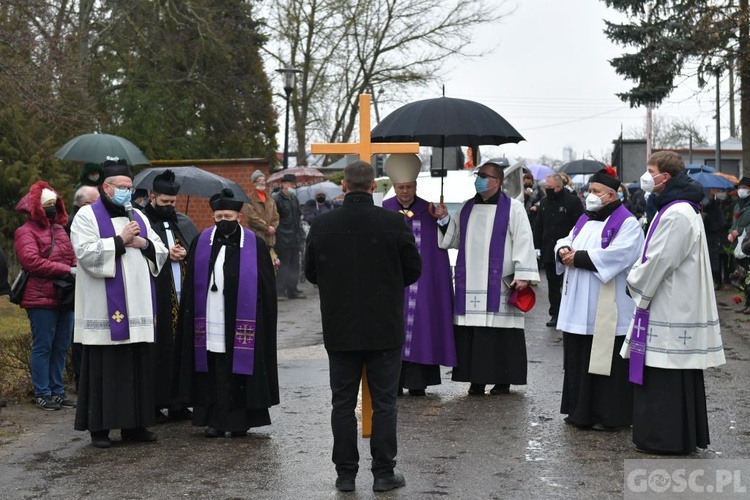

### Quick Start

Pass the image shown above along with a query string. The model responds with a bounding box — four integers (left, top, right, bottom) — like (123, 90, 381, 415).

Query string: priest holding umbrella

(176, 189, 279, 438)
(382, 154, 456, 396)
(142, 170, 199, 421)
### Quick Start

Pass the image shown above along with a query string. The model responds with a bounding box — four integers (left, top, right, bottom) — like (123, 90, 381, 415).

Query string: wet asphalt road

(1, 279, 749, 499)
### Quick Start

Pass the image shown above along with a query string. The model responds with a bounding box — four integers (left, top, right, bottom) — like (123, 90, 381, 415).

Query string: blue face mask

(111, 188, 131, 206)
(618, 192, 624, 201)
(474, 176, 490, 194)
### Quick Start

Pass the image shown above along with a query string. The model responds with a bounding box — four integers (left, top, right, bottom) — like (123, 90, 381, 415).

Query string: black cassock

(143, 205, 200, 411)
(176, 229, 279, 433)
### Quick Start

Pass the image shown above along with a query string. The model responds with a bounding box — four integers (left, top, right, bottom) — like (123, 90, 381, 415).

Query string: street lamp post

(276, 65, 301, 169)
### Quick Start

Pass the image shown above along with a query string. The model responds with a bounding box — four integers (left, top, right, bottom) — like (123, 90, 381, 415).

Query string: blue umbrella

(685, 163, 716, 173)
(688, 171, 735, 190)
(525, 164, 555, 181)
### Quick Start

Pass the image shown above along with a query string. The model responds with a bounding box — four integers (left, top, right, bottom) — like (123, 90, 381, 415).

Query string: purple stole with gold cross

(454, 193, 510, 315)
(571, 204, 632, 249)
(91, 198, 156, 341)
(193, 227, 258, 375)
(628, 199, 700, 385)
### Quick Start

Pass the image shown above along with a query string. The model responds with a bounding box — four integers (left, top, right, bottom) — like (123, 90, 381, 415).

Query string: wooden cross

(311, 94, 419, 161)
(312, 94, 418, 439)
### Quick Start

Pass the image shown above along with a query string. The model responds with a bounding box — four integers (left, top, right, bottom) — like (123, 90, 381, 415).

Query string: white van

(384, 161, 526, 266)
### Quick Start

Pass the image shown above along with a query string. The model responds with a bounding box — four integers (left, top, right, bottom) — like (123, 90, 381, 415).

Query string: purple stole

(91, 199, 156, 341)
(193, 227, 258, 376)
(455, 194, 510, 315)
(629, 199, 700, 385)
(571, 204, 632, 249)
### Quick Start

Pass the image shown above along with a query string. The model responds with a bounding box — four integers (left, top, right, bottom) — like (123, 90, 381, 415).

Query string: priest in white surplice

(555, 168, 643, 431)
(435, 160, 539, 396)
(71, 158, 168, 449)
(621, 151, 725, 455)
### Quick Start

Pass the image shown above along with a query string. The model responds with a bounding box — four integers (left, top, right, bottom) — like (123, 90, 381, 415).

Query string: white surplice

(71, 206, 168, 345)
(439, 197, 540, 329)
(620, 202, 725, 369)
(555, 215, 644, 336)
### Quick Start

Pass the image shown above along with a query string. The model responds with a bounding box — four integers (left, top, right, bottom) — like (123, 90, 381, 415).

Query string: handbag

(734, 230, 748, 260)
(8, 269, 29, 305)
(9, 231, 56, 305)
(54, 274, 76, 309)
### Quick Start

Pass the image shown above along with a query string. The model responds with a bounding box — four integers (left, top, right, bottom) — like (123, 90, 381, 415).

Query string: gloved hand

(535, 249, 541, 260)
(69, 266, 77, 276)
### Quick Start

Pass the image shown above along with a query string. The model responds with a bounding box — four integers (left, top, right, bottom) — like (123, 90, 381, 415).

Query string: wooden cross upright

(312, 94, 418, 439)
(311, 94, 419, 161)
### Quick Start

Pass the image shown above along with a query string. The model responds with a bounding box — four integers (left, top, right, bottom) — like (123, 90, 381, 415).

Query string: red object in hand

(508, 286, 536, 312)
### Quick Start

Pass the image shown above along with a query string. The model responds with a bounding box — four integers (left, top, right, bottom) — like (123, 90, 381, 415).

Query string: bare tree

(625, 115, 709, 149)
(263, 0, 511, 165)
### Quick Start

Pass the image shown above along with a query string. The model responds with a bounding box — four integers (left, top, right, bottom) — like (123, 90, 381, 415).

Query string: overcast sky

(373, 0, 727, 164)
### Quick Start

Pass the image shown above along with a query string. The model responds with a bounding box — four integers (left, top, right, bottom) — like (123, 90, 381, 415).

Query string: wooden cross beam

(312, 94, 417, 438)
(311, 94, 419, 161)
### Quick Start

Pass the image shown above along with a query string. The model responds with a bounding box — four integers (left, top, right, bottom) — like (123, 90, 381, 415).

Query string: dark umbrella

(559, 159, 606, 175)
(133, 166, 251, 203)
(55, 133, 150, 166)
(370, 96, 524, 199)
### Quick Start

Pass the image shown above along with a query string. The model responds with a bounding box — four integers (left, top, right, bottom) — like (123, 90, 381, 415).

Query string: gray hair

(343, 160, 375, 193)
(545, 173, 564, 188)
(74, 185, 99, 207)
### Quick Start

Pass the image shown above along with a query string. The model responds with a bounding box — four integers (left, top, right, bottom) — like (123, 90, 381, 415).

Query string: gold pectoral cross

(311, 94, 419, 161)
(112, 311, 125, 323)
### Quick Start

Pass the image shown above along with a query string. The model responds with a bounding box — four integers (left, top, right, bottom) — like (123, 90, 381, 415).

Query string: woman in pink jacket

(14, 181, 77, 411)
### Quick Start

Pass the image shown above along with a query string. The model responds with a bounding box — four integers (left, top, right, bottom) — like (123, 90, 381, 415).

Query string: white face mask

(640, 171, 656, 193)
(585, 192, 604, 212)
(739, 189, 750, 199)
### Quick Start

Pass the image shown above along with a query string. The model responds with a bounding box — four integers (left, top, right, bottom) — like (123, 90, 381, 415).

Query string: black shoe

(335, 477, 356, 492)
(230, 430, 247, 437)
(546, 315, 558, 327)
(168, 408, 192, 421)
(121, 427, 157, 443)
(35, 395, 60, 411)
(408, 389, 426, 396)
(53, 394, 76, 408)
(373, 471, 405, 492)
(91, 431, 112, 449)
(467, 383, 486, 395)
(204, 427, 222, 438)
(397, 387, 404, 397)
(592, 423, 620, 432)
(489, 384, 510, 395)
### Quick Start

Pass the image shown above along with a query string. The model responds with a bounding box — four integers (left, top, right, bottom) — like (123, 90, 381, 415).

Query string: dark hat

(739, 177, 750, 188)
(100, 157, 133, 179)
(281, 173, 297, 184)
(132, 189, 148, 200)
(209, 188, 244, 212)
(589, 167, 621, 191)
(152, 169, 181, 195)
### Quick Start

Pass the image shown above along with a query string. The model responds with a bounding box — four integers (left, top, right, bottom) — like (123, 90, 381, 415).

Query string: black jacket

(534, 189, 584, 264)
(272, 190, 303, 249)
(304, 192, 422, 351)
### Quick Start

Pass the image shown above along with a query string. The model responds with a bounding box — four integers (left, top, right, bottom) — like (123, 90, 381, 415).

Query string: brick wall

(149, 159, 271, 231)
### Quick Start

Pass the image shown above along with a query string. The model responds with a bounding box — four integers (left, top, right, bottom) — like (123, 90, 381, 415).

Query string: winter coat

(730, 197, 750, 235)
(304, 192, 422, 351)
(533, 189, 584, 264)
(272, 190, 303, 249)
(14, 181, 76, 309)
(242, 189, 279, 248)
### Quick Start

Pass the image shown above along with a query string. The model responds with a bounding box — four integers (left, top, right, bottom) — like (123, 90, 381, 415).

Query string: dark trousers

(327, 347, 401, 480)
(544, 262, 563, 316)
(275, 243, 300, 297)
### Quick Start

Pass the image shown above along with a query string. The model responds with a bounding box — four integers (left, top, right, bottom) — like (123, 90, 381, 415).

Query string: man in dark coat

(177, 188, 279, 438)
(534, 173, 584, 327)
(142, 170, 199, 421)
(305, 160, 422, 493)
(272, 173, 305, 300)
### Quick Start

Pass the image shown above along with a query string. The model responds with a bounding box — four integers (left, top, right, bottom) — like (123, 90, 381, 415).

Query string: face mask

(716, 193, 727, 201)
(111, 188, 131, 206)
(474, 176, 489, 193)
(585, 193, 604, 212)
(287, 187, 297, 196)
(739, 189, 750, 199)
(545, 188, 558, 198)
(618, 192, 625, 201)
(523, 183, 533, 189)
(256, 182, 266, 190)
(153, 204, 175, 219)
(88, 173, 100, 182)
(316, 196, 326, 203)
(640, 171, 655, 193)
(216, 219, 238, 237)
(44, 206, 57, 220)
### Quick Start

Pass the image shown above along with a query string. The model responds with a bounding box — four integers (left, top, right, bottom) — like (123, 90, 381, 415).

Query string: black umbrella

(133, 166, 251, 203)
(55, 133, 150, 166)
(559, 159, 606, 175)
(371, 96, 524, 199)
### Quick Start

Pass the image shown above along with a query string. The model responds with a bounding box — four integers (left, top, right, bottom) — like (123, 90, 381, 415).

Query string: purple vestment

(384, 196, 457, 366)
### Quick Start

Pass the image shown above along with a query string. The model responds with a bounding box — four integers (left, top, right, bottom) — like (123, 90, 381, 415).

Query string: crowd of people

(2, 150, 741, 492)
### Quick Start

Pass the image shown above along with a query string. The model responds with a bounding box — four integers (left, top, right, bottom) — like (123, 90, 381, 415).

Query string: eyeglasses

(105, 182, 134, 193)
(474, 172, 498, 180)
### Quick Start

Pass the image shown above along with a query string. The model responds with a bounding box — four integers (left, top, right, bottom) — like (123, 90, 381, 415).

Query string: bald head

(74, 185, 100, 208)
